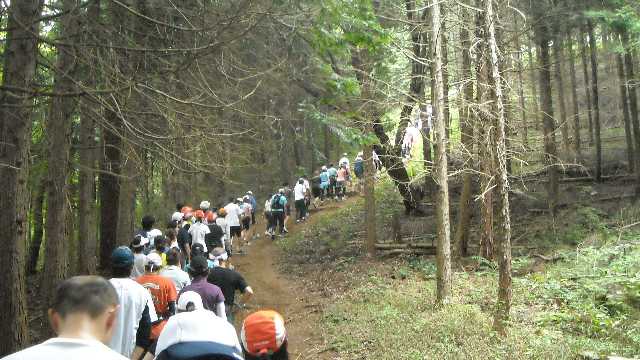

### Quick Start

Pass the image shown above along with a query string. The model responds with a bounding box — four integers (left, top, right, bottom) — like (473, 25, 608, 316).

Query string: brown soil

(231, 205, 342, 359)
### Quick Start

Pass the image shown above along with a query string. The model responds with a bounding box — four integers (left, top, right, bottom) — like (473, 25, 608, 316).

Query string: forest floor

(231, 202, 349, 360)
(268, 175, 640, 359)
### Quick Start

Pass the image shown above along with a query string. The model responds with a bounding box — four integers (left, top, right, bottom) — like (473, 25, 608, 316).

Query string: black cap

(189, 256, 209, 275)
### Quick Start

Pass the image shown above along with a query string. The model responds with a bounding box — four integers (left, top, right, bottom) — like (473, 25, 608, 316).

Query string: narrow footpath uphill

(231, 203, 347, 359)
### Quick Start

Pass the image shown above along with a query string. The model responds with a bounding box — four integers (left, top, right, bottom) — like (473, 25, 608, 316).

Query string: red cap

(241, 310, 286, 356)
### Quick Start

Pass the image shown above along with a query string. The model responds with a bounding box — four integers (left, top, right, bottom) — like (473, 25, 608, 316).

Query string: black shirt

(177, 224, 191, 253)
(207, 267, 248, 306)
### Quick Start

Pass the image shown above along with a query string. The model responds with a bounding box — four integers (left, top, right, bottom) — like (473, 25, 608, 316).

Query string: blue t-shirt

(320, 171, 329, 183)
(328, 167, 338, 177)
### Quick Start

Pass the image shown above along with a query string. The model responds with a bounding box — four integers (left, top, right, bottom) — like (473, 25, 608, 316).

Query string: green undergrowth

(280, 185, 640, 358)
(278, 178, 403, 266)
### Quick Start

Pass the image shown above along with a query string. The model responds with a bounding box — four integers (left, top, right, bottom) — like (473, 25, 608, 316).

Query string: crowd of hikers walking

(3, 152, 368, 360)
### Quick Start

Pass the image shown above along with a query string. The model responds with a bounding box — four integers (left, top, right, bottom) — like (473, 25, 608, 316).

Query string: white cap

(146, 252, 163, 267)
(154, 309, 243, 359)
(199, 200, 210, 210)
(177, 291, 204, 312)
(171, 212, 183, 223)
(246, 191, 253, 195)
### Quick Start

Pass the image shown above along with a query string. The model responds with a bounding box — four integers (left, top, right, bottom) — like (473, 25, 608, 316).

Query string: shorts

(242, 217, 251, 230)
(285, 204, 291, 216)
(230, 226, 241, 237)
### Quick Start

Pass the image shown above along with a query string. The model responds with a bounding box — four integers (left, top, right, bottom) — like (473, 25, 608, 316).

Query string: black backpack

(271, 195, 283, 210)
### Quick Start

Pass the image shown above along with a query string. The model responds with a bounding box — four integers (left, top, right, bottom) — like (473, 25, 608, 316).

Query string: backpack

(271, 195, 283, 210)
(354, 159, 364, 177)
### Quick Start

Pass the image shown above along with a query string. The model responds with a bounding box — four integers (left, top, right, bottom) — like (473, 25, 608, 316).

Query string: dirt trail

(231, 205, 341, 359)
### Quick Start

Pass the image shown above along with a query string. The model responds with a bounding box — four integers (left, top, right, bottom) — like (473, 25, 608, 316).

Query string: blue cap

(111, 246, 134, 268)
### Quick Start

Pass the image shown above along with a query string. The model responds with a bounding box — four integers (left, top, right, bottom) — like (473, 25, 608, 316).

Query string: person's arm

(134, 305, 152, 352)
(216, 302, 227, 320)
(240, 286, 254, 304)
(167, 301, 176, 317)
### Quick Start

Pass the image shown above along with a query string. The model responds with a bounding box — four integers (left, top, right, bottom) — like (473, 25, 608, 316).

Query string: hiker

(199, 200, 215, 225)
(246, 191, 257, 225)
(302, 175, 311, 217)
(131, 235, 148, 279)
(311, 170, 322, 208)
(224, 197, 243, 256)
(1, 276, 127, 360)
(135, 215, 163, 252)
(216, 208, 230, 251)
(155, 291, 243, 360)
(270, 189, 287, 239)
(205, 210, 225, 251)
(264, 194, 274, 237)
(149, 235, 168, 266)
(336, 164, 349, 200)
(160, 248, 191, 292)
(208, 247, 254, 324)
(188, 210, 210, 253)
(319, 166, 330, 201)
(107, 246, 157, 359)
(240, 196, 254, 250)
(241, 310, 289, 360)
(282, 184, 292, 232)
(180, 255, 226, 319)
(339, 152, 350, 169)
(136, 253, 177, 359)
(165, 228, 180, 251)
(327, 163, 338, 198)
(294, 178, 306, 223)
(353, 152, 364, 194)
(177, 208, 192, 261)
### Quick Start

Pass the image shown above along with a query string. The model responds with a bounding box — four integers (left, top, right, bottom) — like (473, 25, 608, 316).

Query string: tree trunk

(475, 6, 493, 260)
(579, 29, 594, 146)
(323, 124, 331, 162)
(27, 179, 46, 274)
(515, 18, 528, 148)
(553, 37, 570, 153)
(364, 143, 376, 257)
(536, 16, 559, 215)
(441, 6, 451, 145)
(485, 0, 512, 332)
(526, 40, 540, 132)
(77, 0, 100, 275)
(587, 20, 602, 182)
(0, 0, 43, 354)
(616, 49, 635, 172)
(431, 0, 451, 305)
(396, 0, 426, 148)
(621, 32, 640, 197)
(116, 142, 137, 247)
(454, 5, 474, 258)
(567, 32, 582, 160)
(42, 0, 82, 309)
(99, 113, 122, 270)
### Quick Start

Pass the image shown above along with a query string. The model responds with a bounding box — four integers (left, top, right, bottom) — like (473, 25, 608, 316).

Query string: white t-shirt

(294, 183, 306, 201)
(215, 217, 228, 244)
(303, 179, 310, 192)
(130, 253, 147, 279)
(188, 222, 210, 251)
(155, 310, 242, 359)
(108, 278, 158, 357)
(223, 203, 242, 227)
(160, 265, 191, 292)
(2, 337, 128, 360)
